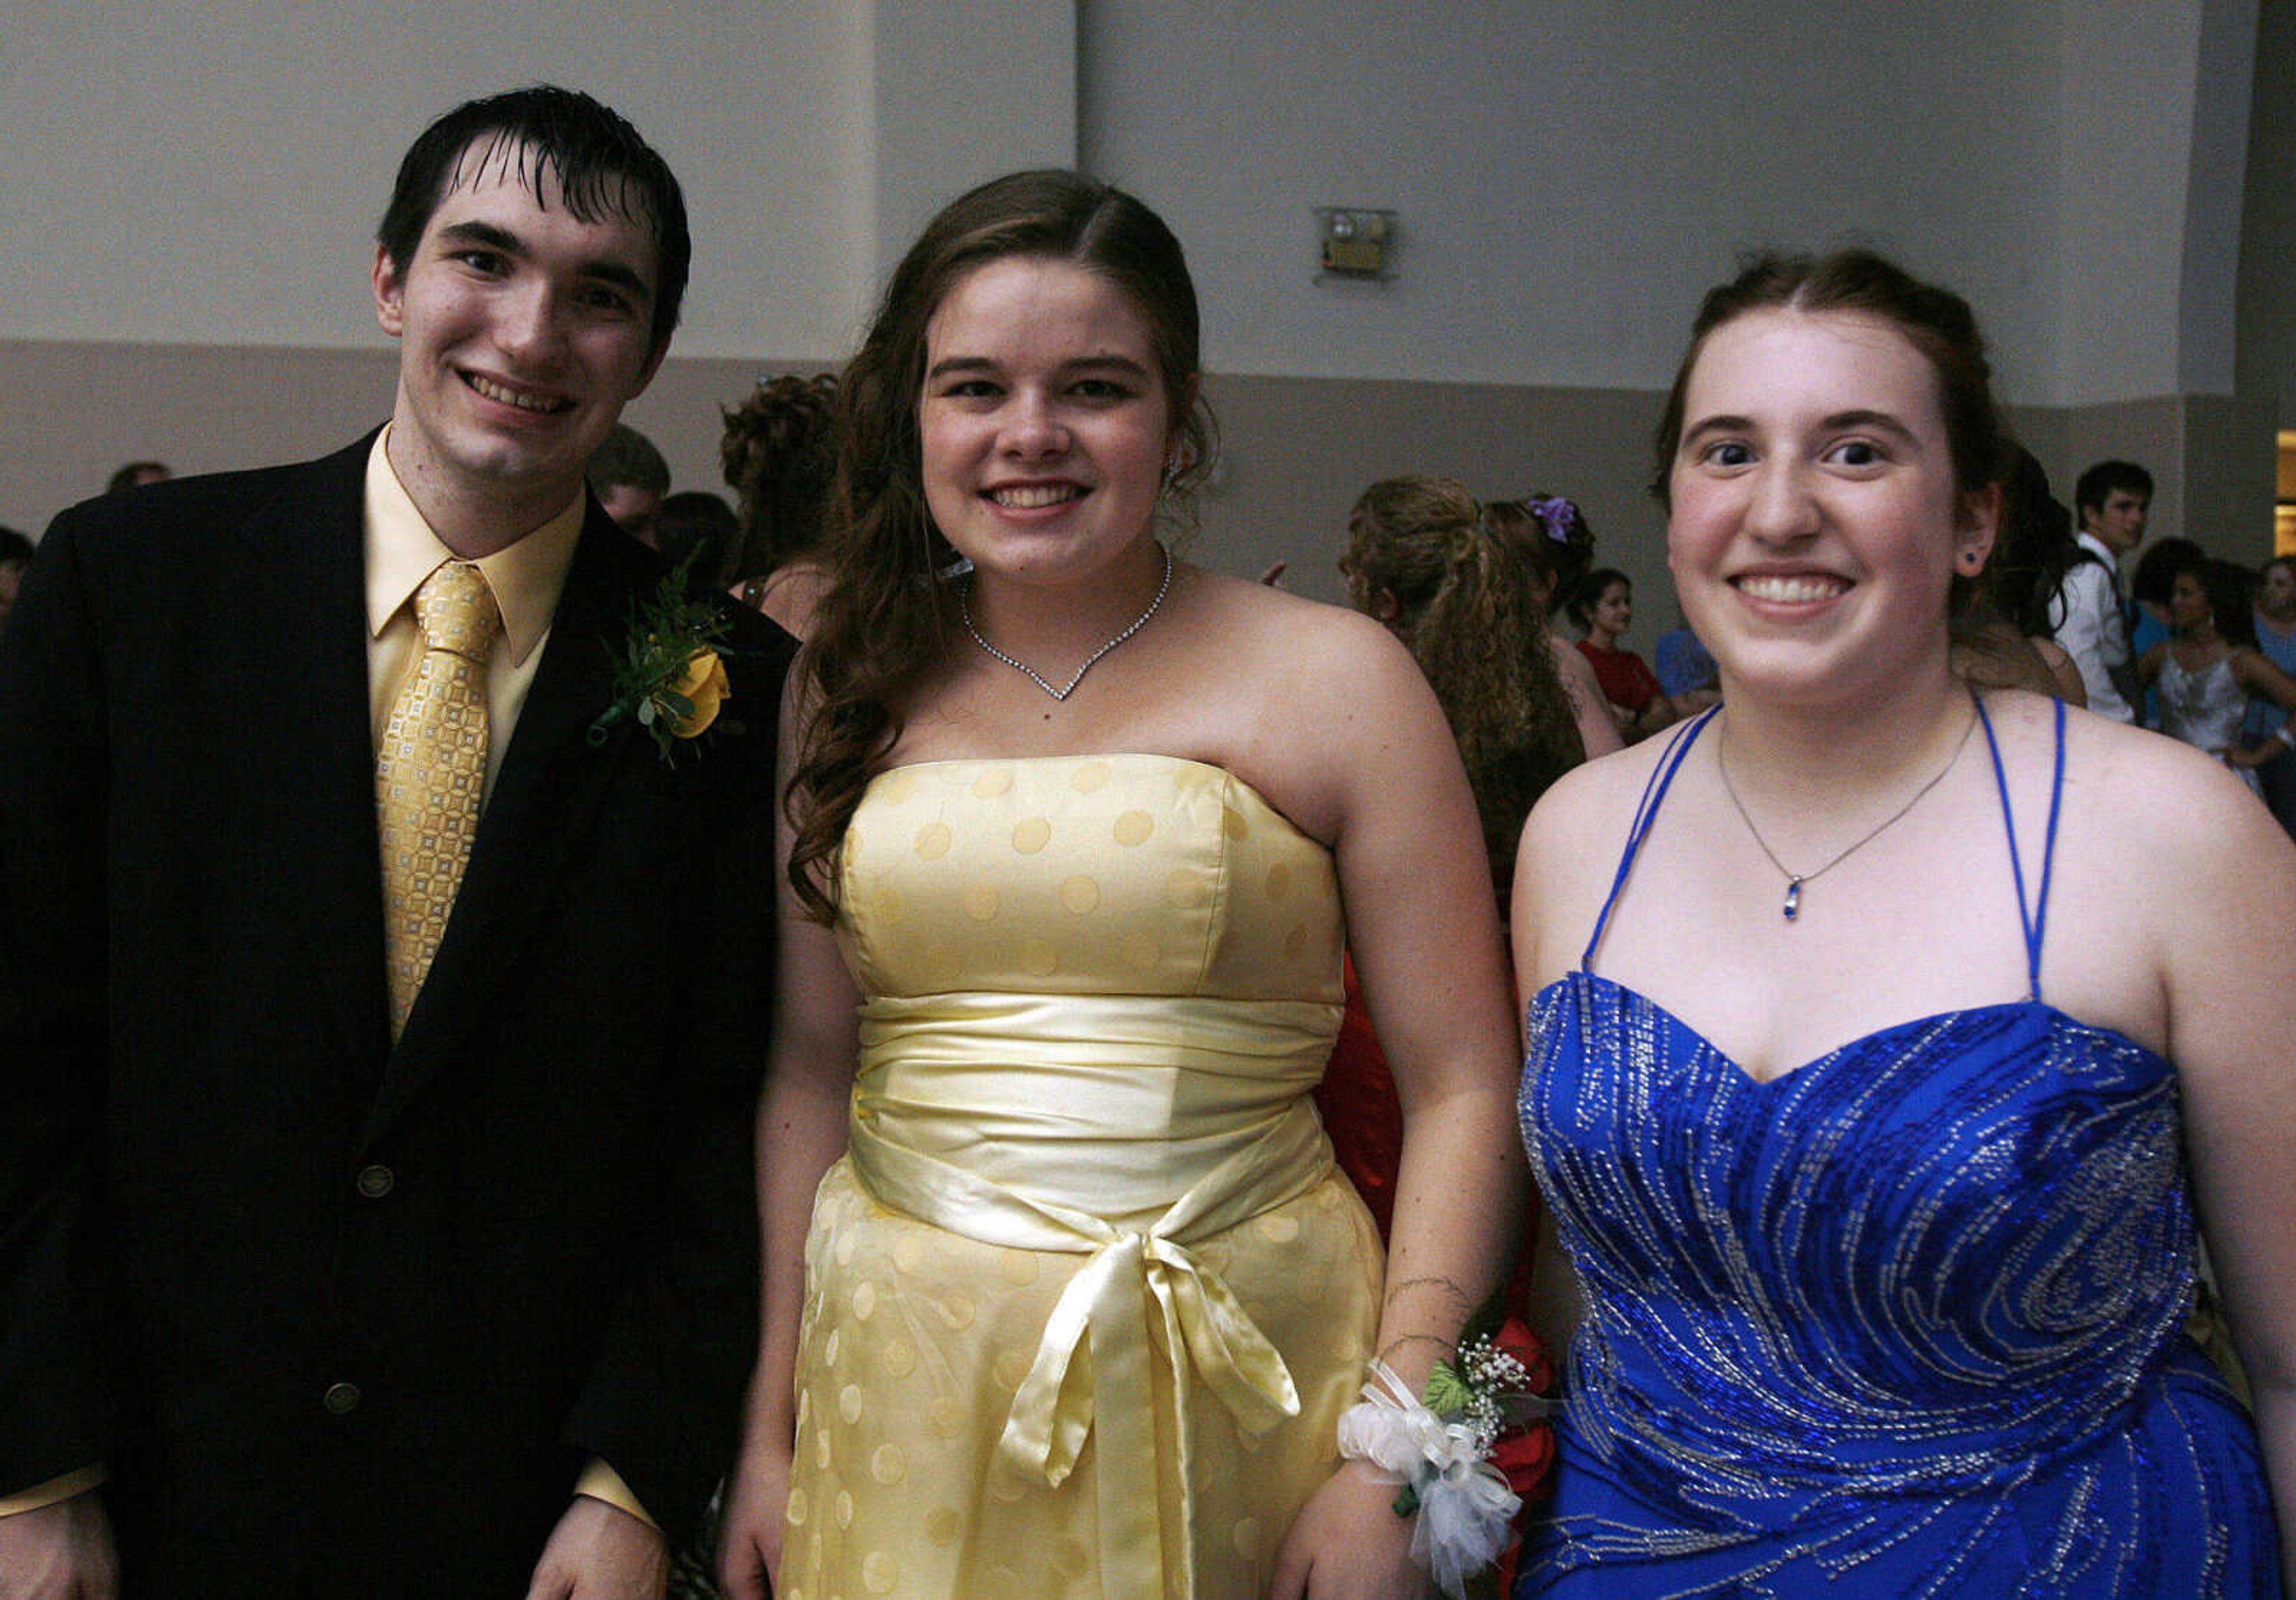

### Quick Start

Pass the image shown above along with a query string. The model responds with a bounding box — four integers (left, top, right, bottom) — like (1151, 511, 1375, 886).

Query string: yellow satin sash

(845, 988, 1342, 1600)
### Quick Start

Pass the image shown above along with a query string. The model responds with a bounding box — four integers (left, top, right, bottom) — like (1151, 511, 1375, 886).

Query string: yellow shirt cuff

(0, 1464, 107, 1517)
(573, 1458, 657, 1531)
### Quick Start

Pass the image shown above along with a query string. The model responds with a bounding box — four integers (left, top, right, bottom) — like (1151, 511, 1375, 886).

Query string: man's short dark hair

(378, 85, 689, 358)
(585, 423, 671, 498)
(2074, 459, 2154, 518)
(0, 526, 33, 566)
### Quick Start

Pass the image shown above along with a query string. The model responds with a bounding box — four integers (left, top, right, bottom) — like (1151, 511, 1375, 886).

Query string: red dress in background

(1312, 955, 1405, 1240)
(1313, 955, 1538, 1305)
(1574, 639, 1665, 717)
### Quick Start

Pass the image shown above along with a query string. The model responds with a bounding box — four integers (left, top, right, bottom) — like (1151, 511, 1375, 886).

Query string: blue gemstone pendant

(1782, 877, 1803, 921)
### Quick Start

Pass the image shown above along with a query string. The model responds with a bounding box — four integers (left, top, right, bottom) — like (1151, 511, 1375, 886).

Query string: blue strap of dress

(1581, 707, 1720, 969)
(1973, 692, 2068, 1000)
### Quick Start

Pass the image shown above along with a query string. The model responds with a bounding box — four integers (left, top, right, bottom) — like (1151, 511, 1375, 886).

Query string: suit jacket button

(322, 1381, 362, 1416)
(356, 1164, 395, 1199)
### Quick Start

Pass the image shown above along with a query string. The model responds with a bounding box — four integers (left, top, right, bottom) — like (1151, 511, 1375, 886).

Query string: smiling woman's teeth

(469, 374, 563, 413)
(1738, 574, 1847, 603)
(990, 484, 1083, 509)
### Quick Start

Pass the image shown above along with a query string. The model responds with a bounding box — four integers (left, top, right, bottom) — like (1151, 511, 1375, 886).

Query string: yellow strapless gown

(782, 754, 1382, 1600)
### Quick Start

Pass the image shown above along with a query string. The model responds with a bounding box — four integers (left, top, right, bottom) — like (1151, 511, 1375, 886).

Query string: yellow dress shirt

(363, 426, 582, 788)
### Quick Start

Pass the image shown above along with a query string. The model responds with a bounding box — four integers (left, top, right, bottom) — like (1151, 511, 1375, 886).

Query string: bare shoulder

(1184, 562, 1407, 662)
(1182, 561, 1434, 719)
(1550, 634, 1603, 688)
(2028, 637, 2087, 706)
(1980, 689, 2166, 790)
(1521, 736, 1674, 874)
(1168, 562, 1444, 841)
(2046, 698, 2270, 849)
(2016, 693, 2293, 942)
(2229, 645, 2288, 686)
(1513, 729, 1687, 967)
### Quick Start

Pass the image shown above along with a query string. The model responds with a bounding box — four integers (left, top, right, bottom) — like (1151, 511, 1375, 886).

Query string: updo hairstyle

(1651, 249, 2009, 622)
(1479, 494, 1593, 613)
(1340, 475, 1582, 905)
(719, 371, 839, 589)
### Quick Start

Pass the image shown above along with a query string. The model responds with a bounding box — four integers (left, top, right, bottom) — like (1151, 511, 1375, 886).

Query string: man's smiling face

(373, 140, 664, 540)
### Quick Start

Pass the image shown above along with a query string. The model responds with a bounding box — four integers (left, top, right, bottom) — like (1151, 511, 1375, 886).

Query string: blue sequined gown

(1516, 701, 2282, 1597)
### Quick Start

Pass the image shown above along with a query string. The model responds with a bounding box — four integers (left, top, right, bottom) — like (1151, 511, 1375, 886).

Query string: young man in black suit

(0, 86, 789, 1598)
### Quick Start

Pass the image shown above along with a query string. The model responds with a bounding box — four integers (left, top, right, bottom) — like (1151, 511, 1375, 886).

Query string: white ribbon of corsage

(1335, 1358, 1520, 1599)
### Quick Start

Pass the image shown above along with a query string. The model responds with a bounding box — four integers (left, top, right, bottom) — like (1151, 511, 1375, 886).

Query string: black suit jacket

(0, 435, 792, 1596)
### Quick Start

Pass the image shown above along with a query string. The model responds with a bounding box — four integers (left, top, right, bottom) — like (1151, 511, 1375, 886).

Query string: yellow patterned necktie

(377, 560, 502, 1038)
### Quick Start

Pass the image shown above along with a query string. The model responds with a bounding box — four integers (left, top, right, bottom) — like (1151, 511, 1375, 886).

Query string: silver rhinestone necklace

(961, 543, 1173, 702)
(1715, 691, 1980, 921)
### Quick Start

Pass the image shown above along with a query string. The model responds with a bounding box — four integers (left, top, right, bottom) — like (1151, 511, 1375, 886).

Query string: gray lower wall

(1, 340, 803, 545)
(1200, 375, 1672, 610)
(5, 340, 2276, 624)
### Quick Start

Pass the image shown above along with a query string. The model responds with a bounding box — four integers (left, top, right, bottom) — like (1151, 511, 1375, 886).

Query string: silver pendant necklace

(1715, 691, 1980, 921)
(961, 543, 1173, 702)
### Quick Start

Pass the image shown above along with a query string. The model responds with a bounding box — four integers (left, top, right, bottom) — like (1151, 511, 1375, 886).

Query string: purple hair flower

(1526, 496, 1578, 545)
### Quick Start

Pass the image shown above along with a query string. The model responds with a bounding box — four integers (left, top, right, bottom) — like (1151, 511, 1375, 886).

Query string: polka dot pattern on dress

(779, 756, 1369, 1596)
(838, 755, 1342, 1003)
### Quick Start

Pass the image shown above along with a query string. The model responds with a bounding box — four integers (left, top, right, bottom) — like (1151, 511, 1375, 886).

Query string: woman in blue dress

(1511, 251, 2292, 1596)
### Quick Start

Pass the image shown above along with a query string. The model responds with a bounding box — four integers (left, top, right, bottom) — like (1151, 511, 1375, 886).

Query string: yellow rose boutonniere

(590, 563, 743, 763)
(662, 647, 731, 737)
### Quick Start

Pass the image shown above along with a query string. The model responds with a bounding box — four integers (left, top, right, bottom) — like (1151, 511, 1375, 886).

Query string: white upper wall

(868, 0, 1077, 280)
(0, 0, 2246, 410)
(2054, 0, 2257, 401)
(1080, 0, 2211, 409)
(0, 0, 878, 360)
(2171, 0, 2257, 399)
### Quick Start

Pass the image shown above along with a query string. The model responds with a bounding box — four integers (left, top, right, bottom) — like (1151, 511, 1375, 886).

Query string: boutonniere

(588, 561, 744, 762)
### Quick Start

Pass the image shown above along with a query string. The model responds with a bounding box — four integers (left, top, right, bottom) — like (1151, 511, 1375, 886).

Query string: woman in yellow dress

(716, 171, 1526, 1600)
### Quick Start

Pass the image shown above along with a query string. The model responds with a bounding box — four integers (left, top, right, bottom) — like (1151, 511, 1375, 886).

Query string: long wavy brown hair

(1339, 475, 1586, 906)
(1479, 494, 1593, 617)
(786, 170, 1217, 920)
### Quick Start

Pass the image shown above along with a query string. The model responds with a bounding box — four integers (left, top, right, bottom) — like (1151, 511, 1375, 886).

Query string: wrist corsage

(589, 561, 742, 762)
(1336, 1317, 1555, 1598)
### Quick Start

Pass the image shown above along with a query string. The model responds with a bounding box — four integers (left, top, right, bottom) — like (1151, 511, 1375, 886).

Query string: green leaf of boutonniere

(588, 554, 739, 764)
